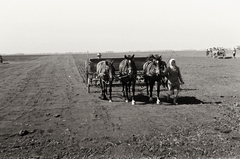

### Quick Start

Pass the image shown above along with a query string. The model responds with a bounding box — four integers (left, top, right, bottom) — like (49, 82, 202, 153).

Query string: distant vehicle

(208, 47, 226, 58)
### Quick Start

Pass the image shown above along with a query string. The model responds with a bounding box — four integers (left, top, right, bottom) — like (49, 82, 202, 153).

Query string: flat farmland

(1, 51, 240, 158)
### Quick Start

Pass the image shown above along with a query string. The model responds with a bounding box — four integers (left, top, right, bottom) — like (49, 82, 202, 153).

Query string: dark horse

(143, 54, 167, 104)
(96, 60, 115, 102)
(119, 55, 137, 105)
(0, 55, 2, 63)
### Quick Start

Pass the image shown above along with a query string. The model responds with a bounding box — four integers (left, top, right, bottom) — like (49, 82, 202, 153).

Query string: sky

(0, 0, 240, 54)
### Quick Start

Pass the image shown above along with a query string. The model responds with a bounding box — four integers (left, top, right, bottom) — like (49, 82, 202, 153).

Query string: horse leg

(156, 80, 161, 104)
(121, 81, 125, 97)
(103, 81, 107, 100)
(125, 82, 129, 103)
(145, 77, 149, 95)
(131, 80, 136, 105)
(128, 81, 131, 97)
(99, 79, 105, 99)
(149, 79, 154, 102)
(108, 81, 113, 102)
(105, 83, 108, 95)
(99, 79, 103, 99)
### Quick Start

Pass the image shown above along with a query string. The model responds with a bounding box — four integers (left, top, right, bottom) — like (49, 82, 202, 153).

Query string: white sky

(0, 0, 239, 54)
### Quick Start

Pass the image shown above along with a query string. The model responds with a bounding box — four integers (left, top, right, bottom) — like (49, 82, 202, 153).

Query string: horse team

(96, 54, 176, 105)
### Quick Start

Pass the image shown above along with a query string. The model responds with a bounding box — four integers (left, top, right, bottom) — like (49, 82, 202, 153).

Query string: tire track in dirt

(0, 55, 91, 134)
(0, 54, 98, 157)
(0, 57, 55, 132)
(72, 54, 87, 84)
(0, 62, 43, 117)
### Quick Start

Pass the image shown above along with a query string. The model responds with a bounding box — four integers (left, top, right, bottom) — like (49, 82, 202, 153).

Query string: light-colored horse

(96, 60, 115, 102)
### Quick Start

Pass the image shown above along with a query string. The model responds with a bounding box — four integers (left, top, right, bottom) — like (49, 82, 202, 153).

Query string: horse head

(152, 55, 163, 76)
(97, 60, 115, 82)
(124, 54, 136, 78)
(105, 60, 115, 81)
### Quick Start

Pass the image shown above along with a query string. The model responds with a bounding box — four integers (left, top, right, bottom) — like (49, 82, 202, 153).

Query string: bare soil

(1, 52, 240, 158)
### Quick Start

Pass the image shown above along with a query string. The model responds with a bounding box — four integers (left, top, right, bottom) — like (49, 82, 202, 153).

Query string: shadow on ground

(130, 94, 203, 105)
(134, 94, 150, 104)
(176, 96, 203, 104)
(97, 93, 223, 105)
(174, 96, 222, 105)
(218, 56, 233, 59)
(134, 95, 204, 105)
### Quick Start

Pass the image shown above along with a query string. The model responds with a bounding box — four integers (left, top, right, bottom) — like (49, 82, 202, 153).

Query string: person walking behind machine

(233, 48, 237, 59)
(97, 53, 102, 59)
(165, 59, 184, 105)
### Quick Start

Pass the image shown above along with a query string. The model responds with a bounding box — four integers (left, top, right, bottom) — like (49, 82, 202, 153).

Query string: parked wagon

(85, 57, 148, 93)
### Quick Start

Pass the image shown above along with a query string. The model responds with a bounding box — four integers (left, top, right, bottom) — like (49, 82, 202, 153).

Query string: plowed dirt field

(1, 52, 240, 158)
